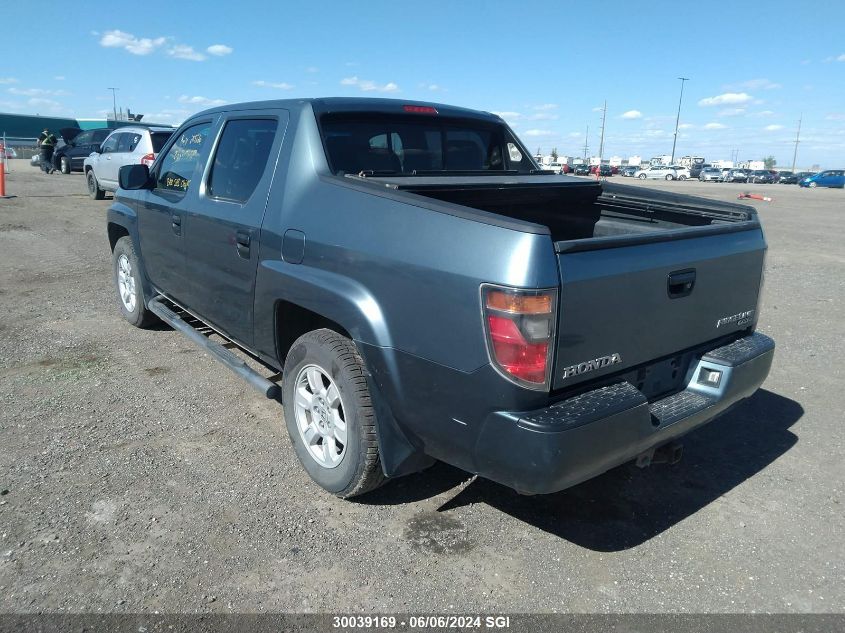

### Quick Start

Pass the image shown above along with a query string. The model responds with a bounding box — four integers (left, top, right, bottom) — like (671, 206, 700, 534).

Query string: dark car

(748, 170, 775, 184)
(777, 171, 798, 184)
(689, 163, 710, 179)
(53, 127, 112, 174)
(789, 171, 815, 184)
(107, 97, 773, 499)
(621, 165, 638, 177)
(573, 164, 591, 175)
(599, 164, 612, 177)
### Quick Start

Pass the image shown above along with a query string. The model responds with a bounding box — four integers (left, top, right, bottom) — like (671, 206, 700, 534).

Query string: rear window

(151, 132, 174, 153)
(320, 113, 532, 175)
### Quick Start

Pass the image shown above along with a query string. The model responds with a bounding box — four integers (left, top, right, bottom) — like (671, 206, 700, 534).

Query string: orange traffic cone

(738, 192, 773, 202)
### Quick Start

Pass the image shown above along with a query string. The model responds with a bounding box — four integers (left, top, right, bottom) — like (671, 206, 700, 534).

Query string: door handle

(171, 214, 182, 236)
(235, 230, 251, 258)
(667, 269, 696, 299)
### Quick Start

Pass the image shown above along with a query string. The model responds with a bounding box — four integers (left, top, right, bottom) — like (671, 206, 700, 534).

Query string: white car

(84, 125, 174, 199)
(634, 165, 678, 180)
(668, 165, 690, 180)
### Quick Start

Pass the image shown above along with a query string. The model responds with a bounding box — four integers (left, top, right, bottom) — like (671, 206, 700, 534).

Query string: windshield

(320, 113, 533, 175)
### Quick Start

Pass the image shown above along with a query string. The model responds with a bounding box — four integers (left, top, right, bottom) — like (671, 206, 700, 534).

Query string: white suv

(634, 165, 678, 180)
(84, 126, 173, 199)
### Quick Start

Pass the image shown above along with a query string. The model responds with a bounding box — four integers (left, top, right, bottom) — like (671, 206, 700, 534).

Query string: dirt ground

(0, 161, 843, 614)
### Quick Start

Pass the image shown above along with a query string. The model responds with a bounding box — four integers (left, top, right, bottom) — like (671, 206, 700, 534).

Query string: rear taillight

(140, 153, 155, 168)
(482, 285, 557, 390)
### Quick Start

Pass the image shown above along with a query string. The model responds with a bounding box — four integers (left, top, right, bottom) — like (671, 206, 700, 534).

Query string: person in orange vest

(37, 128, 57, 174)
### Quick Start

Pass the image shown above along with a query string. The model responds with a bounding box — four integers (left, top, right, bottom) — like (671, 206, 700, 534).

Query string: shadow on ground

(363, 389, 802, 551)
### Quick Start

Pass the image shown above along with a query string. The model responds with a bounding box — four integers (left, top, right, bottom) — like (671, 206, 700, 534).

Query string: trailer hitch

(635, 441, 684, 468)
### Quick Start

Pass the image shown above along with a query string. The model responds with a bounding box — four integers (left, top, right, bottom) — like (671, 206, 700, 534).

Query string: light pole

(107, 87, 119, 121)
(670, 77, 689, 165)
(791, 114, 802, 173)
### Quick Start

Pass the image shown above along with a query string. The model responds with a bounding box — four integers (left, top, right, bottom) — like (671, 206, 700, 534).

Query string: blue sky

(3, 0, 844, 167)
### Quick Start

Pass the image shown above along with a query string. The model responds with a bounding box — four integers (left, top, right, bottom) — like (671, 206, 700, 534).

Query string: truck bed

(362, 174, 757, 246)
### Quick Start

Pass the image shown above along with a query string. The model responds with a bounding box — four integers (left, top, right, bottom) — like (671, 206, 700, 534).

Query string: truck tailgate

(553, 226, 765, 390)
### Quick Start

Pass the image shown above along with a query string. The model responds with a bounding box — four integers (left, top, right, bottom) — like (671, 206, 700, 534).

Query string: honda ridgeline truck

(107, 98, 774, 498)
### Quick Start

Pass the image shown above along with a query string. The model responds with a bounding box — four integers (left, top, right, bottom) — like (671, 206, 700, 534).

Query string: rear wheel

(665, 174, 674, 181)
(678, 175, 687, 181)
(60, 156, 71, 174)
(87, 170, 105, 200)
(283, 329, 386, 498)
(638, 173, 647, 180)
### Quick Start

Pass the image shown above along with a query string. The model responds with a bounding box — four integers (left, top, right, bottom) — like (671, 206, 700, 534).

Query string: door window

(155, 122, 212, 195)
(73, 131, 92, 146)
(117, 133, 142, 153)
(100, 134, 119, 154)
(207, 119, 278, 203)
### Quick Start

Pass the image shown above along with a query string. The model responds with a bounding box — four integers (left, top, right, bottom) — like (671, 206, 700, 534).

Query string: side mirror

(119, 164, 152, 190)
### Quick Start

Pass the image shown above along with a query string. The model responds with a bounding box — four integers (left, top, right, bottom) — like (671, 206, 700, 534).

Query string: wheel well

(107, 223, 130, 251)
(274, 301, 351, 366)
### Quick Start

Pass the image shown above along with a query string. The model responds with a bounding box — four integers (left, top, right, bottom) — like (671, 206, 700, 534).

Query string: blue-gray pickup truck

(107, 97, 774, 498)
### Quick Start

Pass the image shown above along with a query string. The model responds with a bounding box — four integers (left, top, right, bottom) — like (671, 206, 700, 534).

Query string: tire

(638, 173, 647, 180)
(87, 170, 105, 200)
(808, 182, 817, 188)
(112, 237, 158, 328)
(282, 329, 386, 498)
(665, 174, 674, 181)
(679, 175, 687, 181)
(60, 156, 71, 174)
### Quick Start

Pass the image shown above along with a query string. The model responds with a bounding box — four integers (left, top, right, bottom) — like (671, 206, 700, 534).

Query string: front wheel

(112, 237, 158, 328)
(60, 156, 71, 174)
(678, 175, 687, 181)
(665, 174, 674, 181)
(638, 173, 647, 180)
(808, 181, 817, 188)
(87, 170, 105, 200)
(283, 329, 386, 498)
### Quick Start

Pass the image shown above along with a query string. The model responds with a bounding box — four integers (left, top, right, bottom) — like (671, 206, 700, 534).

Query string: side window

(124, 133, 142, 152)
(74, 131, 92, 146)
(155, 122, 212, 195)
(116, 133, 134, 153)
(100, 134, 119, 154)
(93, 130, 110, 143)
(207, 119, 278, 203)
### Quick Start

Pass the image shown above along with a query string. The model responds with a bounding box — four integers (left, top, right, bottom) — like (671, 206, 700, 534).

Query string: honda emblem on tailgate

(562, 353, 622, 380)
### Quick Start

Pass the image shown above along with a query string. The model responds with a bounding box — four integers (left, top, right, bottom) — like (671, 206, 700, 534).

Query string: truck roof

(190, 97, 503, 124)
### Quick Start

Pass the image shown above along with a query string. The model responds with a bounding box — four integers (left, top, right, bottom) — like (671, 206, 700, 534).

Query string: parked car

(699, 167, 724, 182)
(2, 145, 17, 159)
(791, 171, 815, 184)
(668, 165, 690, 180)
(799, 169, 845, 188)
(546, 162, 563, 174)
(689, 163, 710, 179)
(573, 164, 591, 175)
(84, 126, 174, 199)
(724, 169, 749, 183)
(599, 164, 612, 177)
(634, 165, 678, 180)
(561, 163, 573, 174)
(748, 170, 775, 184)
(52, 127, 112, 174)
(107, 97, 773, 498)
(621, 165, 639, 177)
(777, 171, 798, 184)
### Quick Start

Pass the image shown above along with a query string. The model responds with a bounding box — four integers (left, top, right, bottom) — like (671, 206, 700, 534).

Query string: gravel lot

(0, 162, 843, 614)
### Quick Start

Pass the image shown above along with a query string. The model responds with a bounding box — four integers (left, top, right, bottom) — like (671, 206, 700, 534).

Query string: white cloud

(840, 54, 845, 62)
(178, 95, 226, 107)
(340, 76, 399, 93)
(568, 132, 582, 138)
(168, 45, 206, 61)
(492, 111, 521, 120)
(533, 103, 558, 111)
(8, 87, 69, 97)
(764, 124, 784, 131)
(591, 106, 603, 112)
(753, 110, 775, 117)
(206, 44, 233, 56)
(621, 110, 642, 120)
(718, 108, 746, 117)
(826, 113, 845, 121)
(100, 29, 166, 55)
(306, 66, 319, 73)
(418, 83, 441, 91)
(524, 129, 552, 137)
(704, 122, 727, 130)
(54, 76, 65, 81)
(253, 80, 295, 90)
(732, 78, 781, 91)
(678, 123, 694, 129)
(698, 92, 753, 106)
(0, 77, 18, 85)
(828, 54, 845, 62)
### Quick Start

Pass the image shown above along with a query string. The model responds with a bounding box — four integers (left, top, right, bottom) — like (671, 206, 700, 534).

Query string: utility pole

(582, 125, 589, 162)
(598, 101, 607, 165)
(670, 77, 689, 165)
(107, 87, 119, 122)
(791, 114, 802, 173)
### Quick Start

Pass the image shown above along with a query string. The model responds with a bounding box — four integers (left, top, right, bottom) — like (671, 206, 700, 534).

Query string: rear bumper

(472, 332, 775, 495)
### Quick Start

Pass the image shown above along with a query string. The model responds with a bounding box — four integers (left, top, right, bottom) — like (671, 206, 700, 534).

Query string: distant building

(608, 156, 623, 167)
(627, 155, 643, 167)
(712, 159, 734, 169)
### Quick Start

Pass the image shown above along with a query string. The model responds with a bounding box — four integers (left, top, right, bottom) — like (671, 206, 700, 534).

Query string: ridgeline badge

(716, 309, 755, 328)
(562, 353, 622, 380)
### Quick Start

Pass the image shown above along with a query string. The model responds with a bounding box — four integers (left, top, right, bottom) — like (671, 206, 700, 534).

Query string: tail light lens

(140, 153, 155, 168)
(482, 285, 557, 390)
